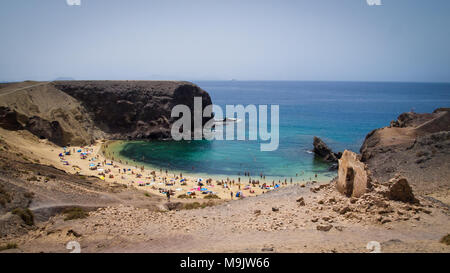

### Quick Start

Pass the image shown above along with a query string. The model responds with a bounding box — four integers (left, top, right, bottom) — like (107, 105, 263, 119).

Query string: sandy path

(0, 82, 50, 97)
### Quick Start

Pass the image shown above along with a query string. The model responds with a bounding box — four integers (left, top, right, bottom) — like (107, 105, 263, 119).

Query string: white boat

(213, 118, 242, 124)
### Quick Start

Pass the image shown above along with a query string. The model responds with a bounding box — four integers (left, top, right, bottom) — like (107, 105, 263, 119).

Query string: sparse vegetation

(183, 202, 202, 210)
(183, 201, 215, 210)
(204, 194, 220, 200)
(440, 234, 450, 245)
(0, 243, 18, 251)
(11, 208, 34, 226)
(416, 150, 429, 157)
(177, 193, 192, 199)
(23, 192, 34, 199)
(0, 185, 12, 207)
(46, 174, 57, 180)
(26, 176, 39, 181)
(63, 207, 89, 221)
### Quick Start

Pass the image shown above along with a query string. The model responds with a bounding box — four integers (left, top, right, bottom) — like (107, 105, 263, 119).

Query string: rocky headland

(0, 81, 213, 146)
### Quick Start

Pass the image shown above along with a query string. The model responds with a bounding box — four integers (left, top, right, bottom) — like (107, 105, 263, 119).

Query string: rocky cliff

(0, 81, 213, 146)
(360, 108, 450, 194)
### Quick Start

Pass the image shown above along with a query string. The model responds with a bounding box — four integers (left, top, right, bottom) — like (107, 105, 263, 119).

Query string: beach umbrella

(89, 163, 95, 167)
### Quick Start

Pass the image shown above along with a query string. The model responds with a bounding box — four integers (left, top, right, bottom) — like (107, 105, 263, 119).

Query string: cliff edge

(0, 81, 213, 146)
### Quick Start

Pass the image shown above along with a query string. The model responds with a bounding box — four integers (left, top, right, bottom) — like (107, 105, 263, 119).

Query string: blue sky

(0, 0, 449, 82)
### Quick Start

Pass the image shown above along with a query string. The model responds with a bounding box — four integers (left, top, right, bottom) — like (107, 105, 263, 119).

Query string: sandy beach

(0, 128, 311, 201)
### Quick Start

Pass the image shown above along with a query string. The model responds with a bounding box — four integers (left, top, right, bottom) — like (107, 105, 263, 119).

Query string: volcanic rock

(53, 81, 213, 141)
(25, 116, 69, 146)
(313, 137, 340, 163)
(0, 107, 25, 131)
(0, 81, 214, 146)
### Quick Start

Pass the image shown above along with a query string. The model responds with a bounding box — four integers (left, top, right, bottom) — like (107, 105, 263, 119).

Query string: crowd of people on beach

(55, 143, 319, 201)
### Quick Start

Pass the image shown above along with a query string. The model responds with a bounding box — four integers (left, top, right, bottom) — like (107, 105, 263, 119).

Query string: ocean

(109, 81, 450, 182)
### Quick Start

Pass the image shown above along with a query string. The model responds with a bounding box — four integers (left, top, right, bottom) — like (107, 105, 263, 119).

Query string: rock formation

(25, 116, 69, 147)
(385, 176, 417, 203)
(337, 150, 372, 198)
(0, 107, 24, 131)
(313, 136, 342, 170)
(53, 81, 213, 141)
(313, 137, 337, 162)
(0, 81, 213, 146)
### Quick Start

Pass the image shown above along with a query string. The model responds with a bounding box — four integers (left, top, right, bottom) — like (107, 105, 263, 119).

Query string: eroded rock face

(53, 81, 213, 140)
(0, 107, 24, 131)
(337, 150, 371, 198)
(25, 116, 71, 146)
(1, 81, 214, 146)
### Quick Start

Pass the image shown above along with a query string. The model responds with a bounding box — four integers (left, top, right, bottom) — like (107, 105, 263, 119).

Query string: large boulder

(337, 150, 372, 198)
(386, 176, 417, 203)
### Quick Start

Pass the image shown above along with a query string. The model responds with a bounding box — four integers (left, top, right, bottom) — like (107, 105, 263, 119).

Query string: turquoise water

(116, 81, 450, 180)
